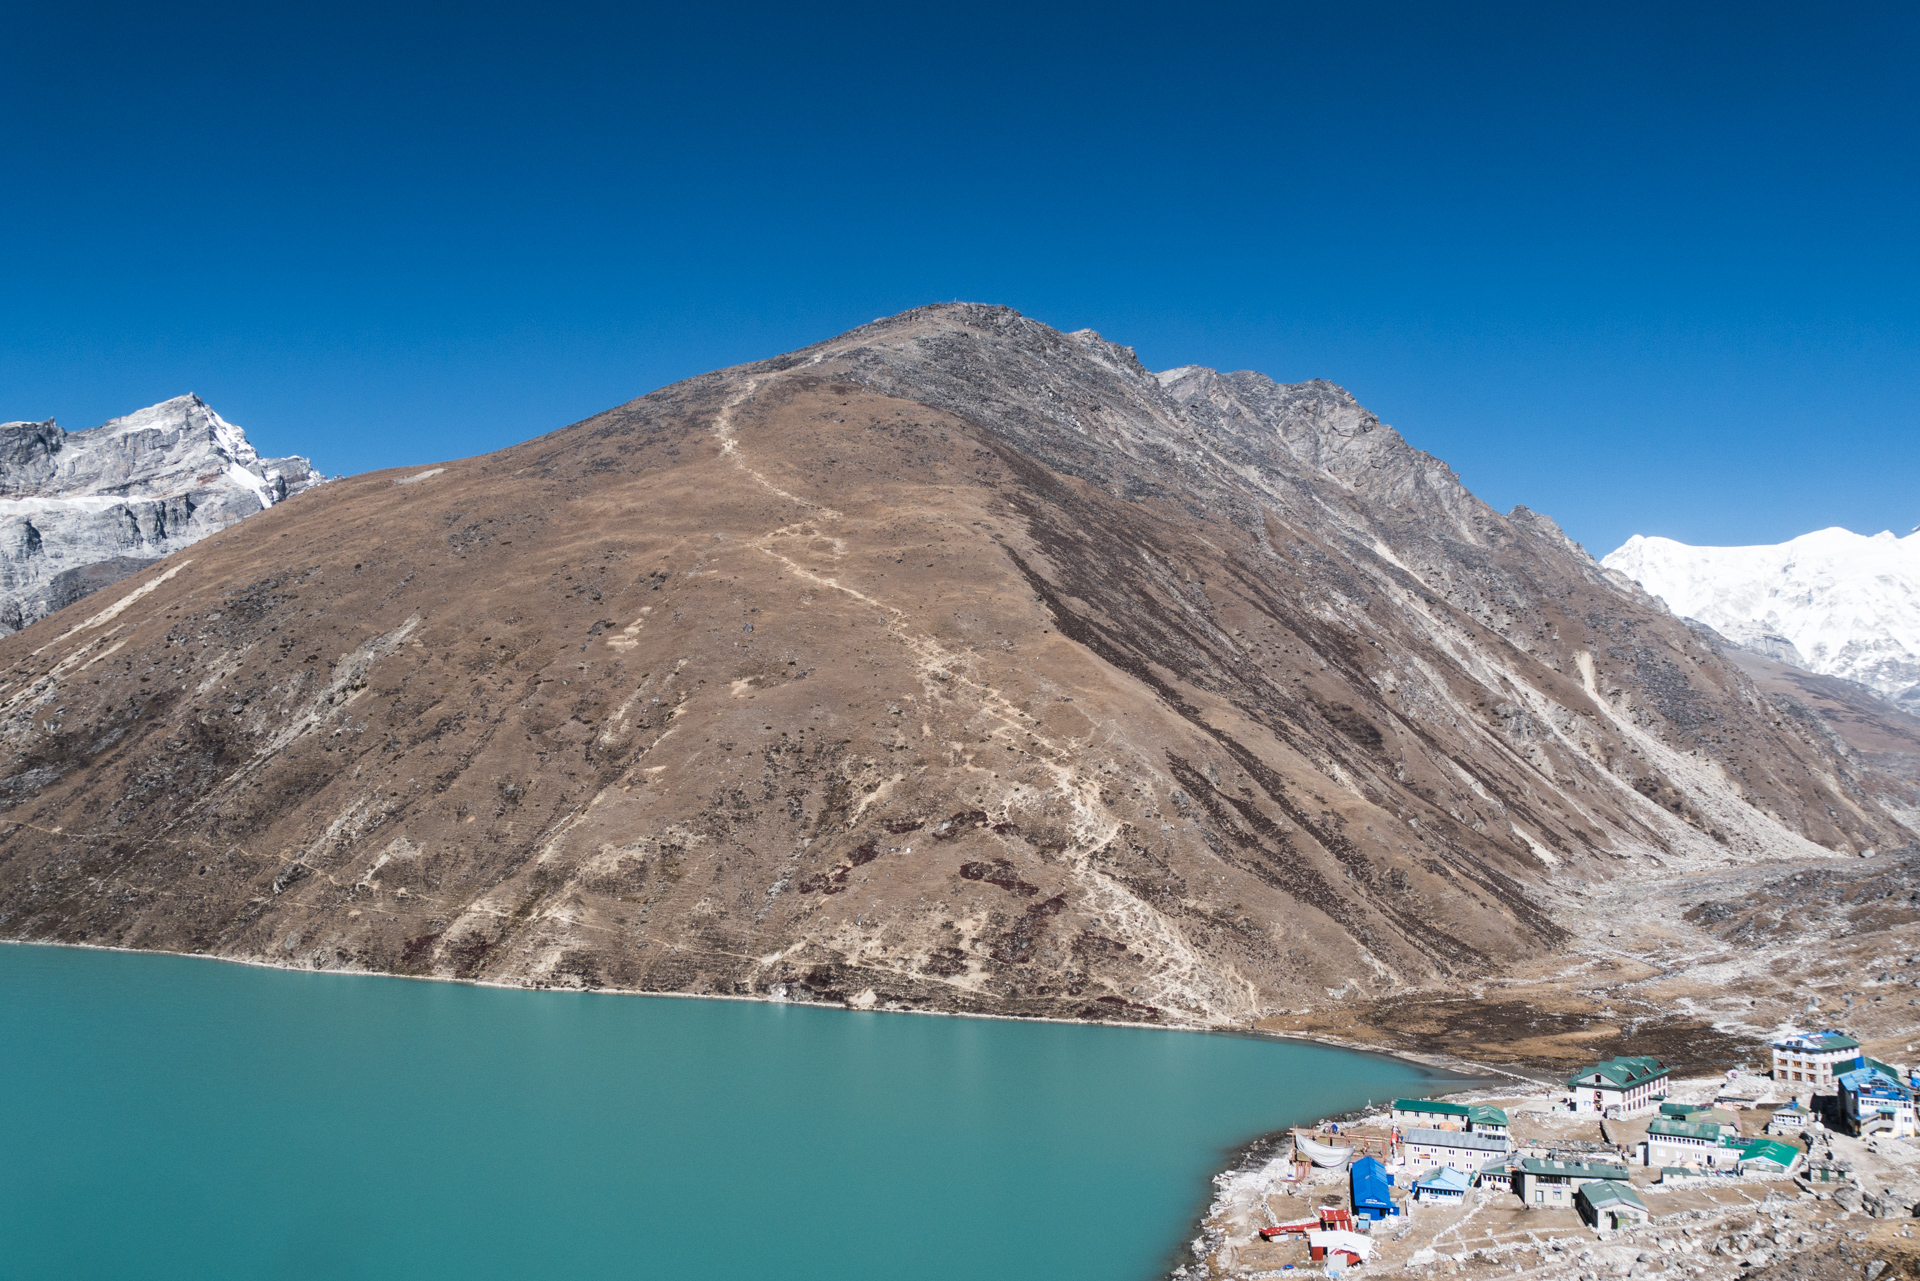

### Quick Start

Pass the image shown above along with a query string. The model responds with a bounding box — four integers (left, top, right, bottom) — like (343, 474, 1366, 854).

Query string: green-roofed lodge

(1391, 1098, 1470, 1130)
(1734, 1139, 1802, 1176)
(1577, 1180, 1650, 1230)
(1644, 1117, 1741, 1170)
(1567, 1055, 1669, 1117)
(1514, 1157, 1629, 1207)
(1467, 1104, 1510, 1137)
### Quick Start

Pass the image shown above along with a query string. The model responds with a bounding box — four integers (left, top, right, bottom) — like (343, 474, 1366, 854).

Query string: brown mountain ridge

(2, 304, 1912, 1042)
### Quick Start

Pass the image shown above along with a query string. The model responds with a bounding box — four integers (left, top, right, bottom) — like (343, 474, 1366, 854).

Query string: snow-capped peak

(0, 394, 324, 634)
(1603, 526, 1920, 711)
(90, 393, 262, 464)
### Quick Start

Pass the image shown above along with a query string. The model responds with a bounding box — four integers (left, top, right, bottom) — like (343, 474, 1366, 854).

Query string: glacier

(1604, 525, 1920, 713)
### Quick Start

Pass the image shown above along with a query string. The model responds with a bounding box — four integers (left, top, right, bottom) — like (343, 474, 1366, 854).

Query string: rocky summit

(0, 394, 323, 634)
(0, 305, 1913, 1043)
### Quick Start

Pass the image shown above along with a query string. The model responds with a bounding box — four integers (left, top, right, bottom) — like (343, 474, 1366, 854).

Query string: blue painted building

(1349, 1156, 1396, 1219)
(1836, 1055, 1917, 1137)
(1413, 1166, 1470, 1204)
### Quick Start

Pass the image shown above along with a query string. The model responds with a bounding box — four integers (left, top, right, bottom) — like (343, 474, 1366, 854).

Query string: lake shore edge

(0, 935, 1518, 1068)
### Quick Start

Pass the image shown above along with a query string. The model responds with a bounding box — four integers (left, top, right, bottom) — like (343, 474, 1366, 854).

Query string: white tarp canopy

(1296, 1134, 1353, 1167)
(1309, 1229, 1375, 1262)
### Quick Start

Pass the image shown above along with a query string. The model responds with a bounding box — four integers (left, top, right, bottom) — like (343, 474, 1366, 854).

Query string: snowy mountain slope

(1604, 527, 1920, 713)
(0, 394, 323, 633)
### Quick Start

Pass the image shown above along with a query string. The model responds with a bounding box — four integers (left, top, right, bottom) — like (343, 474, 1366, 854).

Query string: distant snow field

(1604, 526, 1920, 712)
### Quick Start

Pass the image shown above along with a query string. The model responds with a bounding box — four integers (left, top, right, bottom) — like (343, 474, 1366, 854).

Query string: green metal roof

(1518, 1157, 1630, 1180)
(1566, 1055, 1670, 1090)
(1468, 1104, 1509, 1126)
(1657, 1103, 1735, 1125)
(1773, 1030, 1860, 1052)
(1648, 1118, 1723, 1141)
(1577, 1180, 1648, 1212)
(1393, 1098, 1471, 1117)
(1735, 1139, 1800, 1167)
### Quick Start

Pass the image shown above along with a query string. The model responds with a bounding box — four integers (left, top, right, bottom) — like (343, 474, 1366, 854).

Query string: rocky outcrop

(0, 305, 1910, 1026)
(0, 394, 322, 633)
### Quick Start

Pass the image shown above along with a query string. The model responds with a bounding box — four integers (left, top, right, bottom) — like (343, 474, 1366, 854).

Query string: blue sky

(4, 1, 1915, 557)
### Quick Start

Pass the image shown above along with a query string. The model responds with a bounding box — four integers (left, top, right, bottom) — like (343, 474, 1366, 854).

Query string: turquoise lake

(0, 944, 1459, 1280)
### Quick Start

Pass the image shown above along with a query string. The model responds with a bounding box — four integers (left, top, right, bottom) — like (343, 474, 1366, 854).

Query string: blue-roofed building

(1836, 1055, 1917, 1137)
(1767, 1100, 1812, 1136)
(1413, 1165, 1470, 1203)
(1350, 1155, 1397, 1219)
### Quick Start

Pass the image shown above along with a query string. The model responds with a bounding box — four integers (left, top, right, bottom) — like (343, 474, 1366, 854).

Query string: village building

(1413, 1166, 1471, 1204)
(1642, 1118, 1741, 1170)
(1837, 1057, 1918, 1137)
(1467, 1104, 1510, 1138)
(1513, 1138, 1627, 1164)
(1771, 1031, 1862, 1087)
(1735, 1139, 1803, 1178)
(1798, 1155, 1851, 1185)
(1349, 1156, 1397, 1220)
(1257, 1217, 1321, 1243)
(1514, 1158, 1630, 1209)
(1577, 1180, 1650, 1230)
(1391, 1099, 1471, 1130)
(1308, 1229, 1373, 1269)
(1474, 1159, 1514, 1193)
(1767, 1100, 1813, 1135)
(1402, 1126, 1509, 1173)
(1566, 1055, 1669, 1116)
(1657, 1103, 1739, 1133)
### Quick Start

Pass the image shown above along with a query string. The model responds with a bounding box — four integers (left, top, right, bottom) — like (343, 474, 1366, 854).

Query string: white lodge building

(1401, 1127, 1509, 1173)
(1771, 1031, 1862, 1087)
(1567, 1055, 1670, 1117)
(1642, 1118, 1739, 1170)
